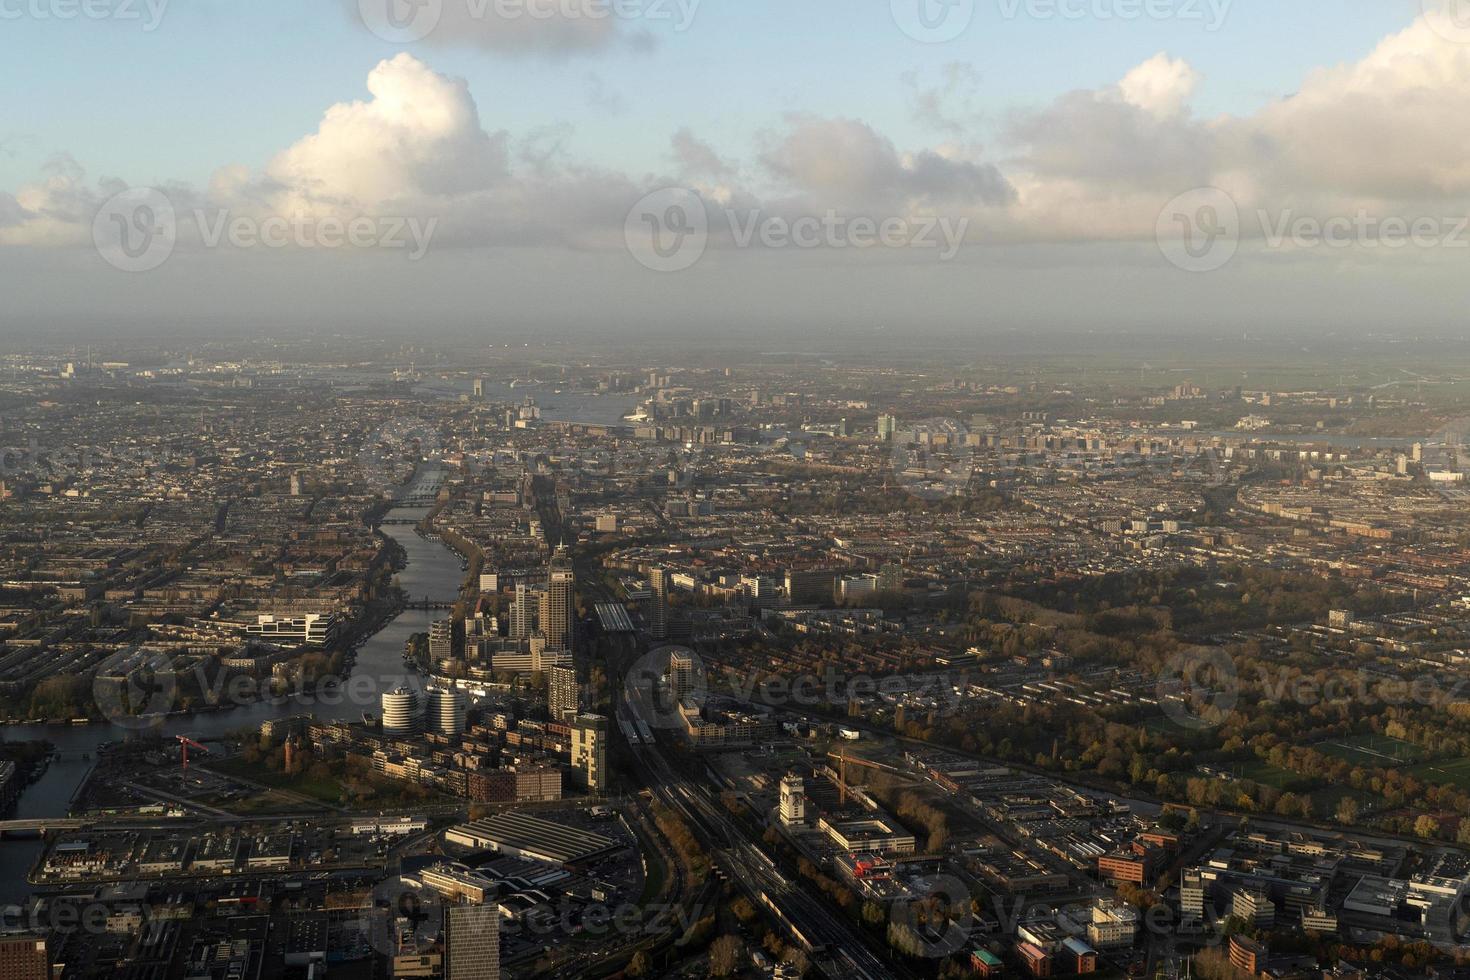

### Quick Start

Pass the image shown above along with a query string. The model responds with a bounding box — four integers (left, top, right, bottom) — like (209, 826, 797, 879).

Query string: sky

(2, 0, 1469, 340)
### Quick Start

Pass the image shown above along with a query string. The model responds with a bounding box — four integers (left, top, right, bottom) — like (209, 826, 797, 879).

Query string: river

(0, 503, 465, 902)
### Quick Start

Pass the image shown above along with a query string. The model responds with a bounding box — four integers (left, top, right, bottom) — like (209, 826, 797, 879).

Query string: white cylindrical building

(381, 688, 423, 736)
(427, 687, 466, 736)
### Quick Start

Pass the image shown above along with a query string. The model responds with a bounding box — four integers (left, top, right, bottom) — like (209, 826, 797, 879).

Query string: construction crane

(827, 750, 903, 806)
(176, 735, 208, 771)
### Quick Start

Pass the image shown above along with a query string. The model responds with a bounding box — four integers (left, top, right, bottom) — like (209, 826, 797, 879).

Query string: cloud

(583, 72, 626, 115)
(904, 62, 985, 136)
(671, 128, 734, 180)
(0, 55, 1011, 255)
(762, 115, 1014, 208)
(10, 12, 1470, 260)
(1117, 53, 1199, 120)
(255, 54, 508, 214)
(0, 155, 110, 247)
(998, 16, 1470, 244)
(343, 0, 639, 56)
(1245, 16, 1470, 200)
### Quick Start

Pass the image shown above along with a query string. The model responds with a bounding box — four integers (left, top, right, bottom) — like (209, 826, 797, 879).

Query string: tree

(709, 935, 744, 977)
(1414, 814, 1440, 839)
(784, 948, 811, 977)
(1336, 797, 1359, 825)
(730, 897, 757, 924)
(627, 950, 652, 977)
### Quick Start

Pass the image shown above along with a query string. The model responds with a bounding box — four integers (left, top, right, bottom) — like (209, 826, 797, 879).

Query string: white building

(779, 775, 807, 826)
(382, 689, 423, 736)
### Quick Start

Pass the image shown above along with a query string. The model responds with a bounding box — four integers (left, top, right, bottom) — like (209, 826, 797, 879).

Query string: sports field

(1315, 735, 1425, 767)
(1409, 757, 1470, 791)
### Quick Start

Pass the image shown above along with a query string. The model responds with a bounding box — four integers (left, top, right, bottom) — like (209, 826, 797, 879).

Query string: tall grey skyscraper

(542, 551, 575, 651)
(509, 583, 537, 640)
(445, 903, 500, 980)
(648, 566, 669, 640)
(669, 650, 695, 702)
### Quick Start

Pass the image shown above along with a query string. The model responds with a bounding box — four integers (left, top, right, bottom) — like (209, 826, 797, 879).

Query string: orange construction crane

(827, 750, 897, 806)
(176, 735, 208, 770)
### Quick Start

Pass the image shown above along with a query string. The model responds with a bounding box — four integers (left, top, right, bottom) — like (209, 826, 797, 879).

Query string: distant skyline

(3, 0, 1470, 335)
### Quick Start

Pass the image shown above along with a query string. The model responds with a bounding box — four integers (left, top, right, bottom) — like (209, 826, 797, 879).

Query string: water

(1181, 430, 1431, 450)
(0, 504, 465, 901)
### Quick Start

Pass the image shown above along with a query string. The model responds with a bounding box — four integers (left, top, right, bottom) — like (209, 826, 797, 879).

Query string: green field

(1315, 735, 1425, 767)
(1310, 784, 1380, 817)
(1237, 761, 1311, 791)
(1409, 757, 1470, 791)
(206, 756, 346, 805)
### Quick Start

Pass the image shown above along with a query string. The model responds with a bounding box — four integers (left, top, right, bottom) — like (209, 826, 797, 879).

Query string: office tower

(648, 566, 669, 640)
(381, 688, 423, 736)
(541, 553, 575, 651)
(779, 775, 807, 825)
(428, 687, 466, 735)
(429, 618, 455, 660)
(509, 584, 537, 639)
(668, 650, 694, 702)
(289, 472, 303, 496)
(785, 567, 837, 605)
(878, 562, 905, 592)
(473, 378, 485, 399)
(877, 414, 898, 441)
(571, 714, 608, 793)
(445, 903, 500, 980)
(0, 937, 47, 980)
(548, 665, 579, 721)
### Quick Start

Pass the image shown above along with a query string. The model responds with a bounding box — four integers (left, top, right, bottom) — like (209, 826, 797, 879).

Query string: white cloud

(998, 16, 1470, 244)
(1117, 53, 1199, 120)
(254, 54, 508, 215)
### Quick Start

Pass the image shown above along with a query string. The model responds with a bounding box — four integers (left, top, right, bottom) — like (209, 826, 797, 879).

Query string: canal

(0, 501, 465, 902)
